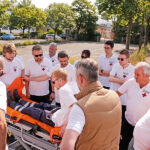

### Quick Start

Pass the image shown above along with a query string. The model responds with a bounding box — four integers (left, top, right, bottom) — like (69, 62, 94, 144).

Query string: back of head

(135, 62, 150, 77)
(3, 43, 16, 56)
(120, 49, 130, 58)
(82, 50, 91, 58)
(105, 41, 114, 48)
(52, 68, 68, 81)
(75, 59, 98, 83)
(32, 44, 42, 51)
(58, 51, 68, 58)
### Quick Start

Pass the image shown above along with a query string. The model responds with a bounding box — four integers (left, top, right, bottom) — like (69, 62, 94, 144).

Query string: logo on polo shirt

(41, 65, 46, 71)
(109, 61, 113, 66)
(123, 72, 129, 78)
(142, 89, 150, 98)
(52, 59, 54, 62)
(13, 66, 17, 72)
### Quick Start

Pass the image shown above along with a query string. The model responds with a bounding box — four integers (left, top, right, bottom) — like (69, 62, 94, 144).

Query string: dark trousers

(10, 100, 60, 127)
(30, 94, 50, 103)
(122, 105, 126, 125)
(119, 118, 134, 150)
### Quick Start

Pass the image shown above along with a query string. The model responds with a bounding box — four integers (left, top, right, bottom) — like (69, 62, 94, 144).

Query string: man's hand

(26, 91, 30, 99)
(23, 76, 31, 81)
(50, 92, 55, 101)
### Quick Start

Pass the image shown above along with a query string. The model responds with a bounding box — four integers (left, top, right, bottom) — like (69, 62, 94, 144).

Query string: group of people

(0, 41, 150, 150)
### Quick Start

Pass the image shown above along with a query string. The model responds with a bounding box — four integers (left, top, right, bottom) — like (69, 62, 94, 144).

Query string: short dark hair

(82, 50, 91, 58)
(105, 41, 114, 48)
(32, 44, 42, 51)
(58, 51, 69, 58)
(120, 49, 129, 58)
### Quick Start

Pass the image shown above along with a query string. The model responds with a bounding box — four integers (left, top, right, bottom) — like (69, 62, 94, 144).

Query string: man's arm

(21, 69, 25, 77)
(0, 109, 7, 150)
(116, 90, 123, 97)
(60, 129, 79, 150)
(109, 75, 126, 85)
(99, 68, 110, 77)
(24, 74, 50, 82)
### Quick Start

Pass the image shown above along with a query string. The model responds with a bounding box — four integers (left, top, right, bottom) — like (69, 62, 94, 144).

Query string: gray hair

(75, 59, 98, 83)
(135, 62, 150, 76)
(49, 42, 57, 49)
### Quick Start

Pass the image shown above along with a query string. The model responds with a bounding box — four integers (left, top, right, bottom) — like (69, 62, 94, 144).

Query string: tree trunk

(23, 28, 25, 37)
(139, 14, 144, 50)
(28, 28, 30, 39)
(144, 17, 150, 46)
(126, 14, 133, 50)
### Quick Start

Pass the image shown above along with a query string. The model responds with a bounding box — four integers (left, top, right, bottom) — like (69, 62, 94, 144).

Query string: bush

(69, 57, 78, 65)
(130, 44, 149, 65)
(0, 44, 3, 55)
(30, 32, 38, 38)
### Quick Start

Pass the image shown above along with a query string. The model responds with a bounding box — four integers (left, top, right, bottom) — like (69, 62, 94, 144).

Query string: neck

(106, 53, 112, 58)
(139, 80, 149, 88)
(122, 63, 129, 69)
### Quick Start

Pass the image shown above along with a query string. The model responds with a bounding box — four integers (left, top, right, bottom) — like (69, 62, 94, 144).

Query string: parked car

(45, 34, 62, 40)
(59, 34, 70, 40)
(1, 34, 15, 40)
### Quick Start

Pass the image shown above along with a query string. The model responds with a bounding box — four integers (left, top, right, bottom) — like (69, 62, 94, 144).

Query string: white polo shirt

(110, 63, 135, 105)
(98, 54, 118, 87)
(133, 109, 150, 150)
(0, 81, 7, 112)
(43, 53, 59, 67)
(51, 63, 76, 103)
(118, 78, 150, 126)
(25, 58, 53, 96)
(0, 57, 24, 86)
(52, 82, 79, 127)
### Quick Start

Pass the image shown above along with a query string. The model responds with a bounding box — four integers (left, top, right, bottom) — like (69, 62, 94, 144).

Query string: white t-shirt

(66, 104, 85, 134)
(0, 57, 24, 86)
(51, 63, 77, 103)
(110, 63, 135, 105)
(25, 58, 53, 96)
(52, 82, 79, 127)
(134, 109, 150, 150)
(118, 78, 150, 126)
(98, 54, 118, 87)
(43, 53, 59, 67)
(0, 81, 7, 112)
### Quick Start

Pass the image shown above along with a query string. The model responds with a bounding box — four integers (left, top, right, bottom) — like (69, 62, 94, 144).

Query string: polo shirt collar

(75, 81, 103, 100)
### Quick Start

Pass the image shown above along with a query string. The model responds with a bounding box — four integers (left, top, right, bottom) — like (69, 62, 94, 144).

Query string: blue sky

(31, 0, 96, 9)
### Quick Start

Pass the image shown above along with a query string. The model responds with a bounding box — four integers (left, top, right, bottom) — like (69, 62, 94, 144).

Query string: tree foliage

(72, 0, 98, 40)
(9, 0, 46, 38)
(46, 3, 75, 39)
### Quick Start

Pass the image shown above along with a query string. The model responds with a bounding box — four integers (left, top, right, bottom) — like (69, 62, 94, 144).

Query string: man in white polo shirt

(0, 58, 7, 150)
(43, 42, 59, 67)
(109, 49, 134, 124)
(25, 44, 53, 103)
(116, 62, 150, 150)
(0, 43, 24, 88)
(98, 41, 118, 89)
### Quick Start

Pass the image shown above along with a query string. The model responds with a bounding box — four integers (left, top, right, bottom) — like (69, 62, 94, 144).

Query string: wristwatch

(101, 69, 104, 73)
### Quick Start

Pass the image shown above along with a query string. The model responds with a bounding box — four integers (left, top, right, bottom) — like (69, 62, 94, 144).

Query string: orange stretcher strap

(7, 77, 61, 143)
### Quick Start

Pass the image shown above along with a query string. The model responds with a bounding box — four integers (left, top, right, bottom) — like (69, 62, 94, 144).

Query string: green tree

(0, 0, 16, 35)
(72, 0, 98, 40)
(46, 3, 75, 40)
(10, 1, 46, 38)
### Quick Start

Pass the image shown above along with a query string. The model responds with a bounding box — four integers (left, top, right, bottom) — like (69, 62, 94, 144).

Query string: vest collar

(75, 81, 103, 100)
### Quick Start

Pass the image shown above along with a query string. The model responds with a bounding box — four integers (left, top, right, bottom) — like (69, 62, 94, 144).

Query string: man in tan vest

(61, 59, 122, 150)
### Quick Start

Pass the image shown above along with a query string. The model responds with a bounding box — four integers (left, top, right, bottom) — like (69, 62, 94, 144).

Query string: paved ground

(12, 40, 138, 64)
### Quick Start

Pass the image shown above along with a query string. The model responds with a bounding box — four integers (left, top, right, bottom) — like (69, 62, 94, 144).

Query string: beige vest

(75, 81, 121, 150)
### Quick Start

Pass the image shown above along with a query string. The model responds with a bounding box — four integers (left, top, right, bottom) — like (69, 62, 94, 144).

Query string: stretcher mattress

(7, 77, 61, 144)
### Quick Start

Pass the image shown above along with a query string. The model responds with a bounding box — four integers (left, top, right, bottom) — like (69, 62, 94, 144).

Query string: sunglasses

(118, 58, 126, 61)
(34, 54, 43, 57)
(52, 79, 58, 84)
(81, 55, 87, 59)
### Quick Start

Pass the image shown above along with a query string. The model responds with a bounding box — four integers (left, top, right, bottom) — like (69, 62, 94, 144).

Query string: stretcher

(6, 77, 61, 150)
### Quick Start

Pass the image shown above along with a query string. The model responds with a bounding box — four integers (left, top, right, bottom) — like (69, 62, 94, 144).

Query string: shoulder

(0, 81, 6, 88)
(98, 55, 105, 60)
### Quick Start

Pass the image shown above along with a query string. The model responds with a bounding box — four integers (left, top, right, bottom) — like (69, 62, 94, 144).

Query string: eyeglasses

(104, 47, 111, 50)
(81, 55, 87, 59)
(34, 54, 43, 57)
(118, 58, 127, 61)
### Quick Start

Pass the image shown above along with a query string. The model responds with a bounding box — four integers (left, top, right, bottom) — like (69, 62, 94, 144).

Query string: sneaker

(13, 89, 21, 102)
(7, 90, 14, 106)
